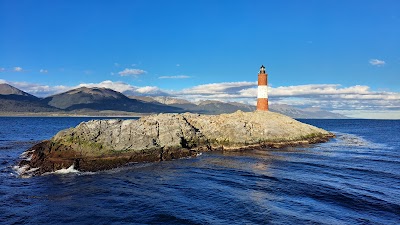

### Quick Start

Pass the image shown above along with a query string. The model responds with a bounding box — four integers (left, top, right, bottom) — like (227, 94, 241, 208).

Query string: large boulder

(18, 111, 334, 176)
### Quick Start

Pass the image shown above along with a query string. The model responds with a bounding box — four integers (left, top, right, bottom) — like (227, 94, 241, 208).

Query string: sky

(0, 0, 399, 119)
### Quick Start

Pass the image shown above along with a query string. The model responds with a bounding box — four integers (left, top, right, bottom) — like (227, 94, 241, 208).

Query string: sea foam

(13, 165, 39, 178)
(53, 164, 80, 174)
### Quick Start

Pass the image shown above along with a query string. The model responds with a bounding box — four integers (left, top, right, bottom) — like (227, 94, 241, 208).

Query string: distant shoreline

(0, 111, 149, 117)
(0, 112, 367, 119)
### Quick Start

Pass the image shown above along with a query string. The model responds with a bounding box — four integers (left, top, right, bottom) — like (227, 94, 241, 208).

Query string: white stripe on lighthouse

(257, 85, 268, 98)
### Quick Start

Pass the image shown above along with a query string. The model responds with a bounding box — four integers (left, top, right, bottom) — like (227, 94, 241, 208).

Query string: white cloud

(39, 69, 48, 73)
(4, 80, 71, 97)
(270, 84, 371, 97)
(14, 67, 23, 72)
(118, 68, 147, 76)
(158, 75, 190, 79)
(172, 81, 258, 103)
(181, 82, 256, 95)
(77, 80, 135, 93)
(369, 59, 385, 66)
(77, 80, 170, 97)
(134, 86, 168, 96)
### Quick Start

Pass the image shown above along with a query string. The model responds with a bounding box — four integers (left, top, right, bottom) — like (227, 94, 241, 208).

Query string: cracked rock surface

(18, 111, 334, 176)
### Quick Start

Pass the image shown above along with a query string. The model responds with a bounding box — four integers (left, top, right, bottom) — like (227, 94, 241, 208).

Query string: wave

(12, 165, 39, 178)
(13, 162, 81, 178)
(52, 165, 80, 174)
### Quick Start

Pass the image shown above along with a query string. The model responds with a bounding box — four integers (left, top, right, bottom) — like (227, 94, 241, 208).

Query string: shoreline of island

(17, 111, 336, 177)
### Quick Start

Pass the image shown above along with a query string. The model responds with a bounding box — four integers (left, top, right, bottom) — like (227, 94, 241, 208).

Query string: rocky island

(18, 111, 334, 176)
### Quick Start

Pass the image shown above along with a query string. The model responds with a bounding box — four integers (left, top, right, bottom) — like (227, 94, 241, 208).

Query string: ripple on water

(1, 118, 400, 224)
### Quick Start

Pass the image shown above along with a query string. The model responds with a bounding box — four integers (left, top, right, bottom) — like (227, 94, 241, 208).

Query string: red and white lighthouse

(256, 65, 268, 111)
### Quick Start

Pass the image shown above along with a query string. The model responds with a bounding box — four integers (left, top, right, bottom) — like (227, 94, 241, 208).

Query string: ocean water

(0, 117, 399, 225)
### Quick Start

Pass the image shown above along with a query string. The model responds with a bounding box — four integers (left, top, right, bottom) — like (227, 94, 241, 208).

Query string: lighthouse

(256, 65, 268, 111)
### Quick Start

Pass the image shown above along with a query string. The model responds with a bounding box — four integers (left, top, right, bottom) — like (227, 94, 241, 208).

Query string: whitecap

(20, 149, 35, 161)
(53, 164, 80, 174)
(13, 165, 29, 175)
(12, 165, 39, 178)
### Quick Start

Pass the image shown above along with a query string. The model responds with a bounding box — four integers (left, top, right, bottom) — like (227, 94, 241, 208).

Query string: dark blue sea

(0, 117, 399, 225)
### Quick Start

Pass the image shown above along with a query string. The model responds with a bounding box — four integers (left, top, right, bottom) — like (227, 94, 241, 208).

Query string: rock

(18, 111, 334, 176)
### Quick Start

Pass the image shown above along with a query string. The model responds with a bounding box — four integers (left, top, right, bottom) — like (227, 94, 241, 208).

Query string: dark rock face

(18, 111, 335, 176)
(18, 141, 201, 176)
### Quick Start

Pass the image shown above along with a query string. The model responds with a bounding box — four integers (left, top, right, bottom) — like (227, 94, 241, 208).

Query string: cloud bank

(1, 79, 399, 118)
(76, 80, 169, 96)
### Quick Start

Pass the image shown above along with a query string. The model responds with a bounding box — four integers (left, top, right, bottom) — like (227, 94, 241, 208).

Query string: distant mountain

(192, 100, 253, 114)
(42, 87, 182, 113)
(129, 96, 196, 111)
(0, 83, 59, 112)
(269, 104, 348, 119)
(152, 96, 192, 105)
(301, 107, 349, 119)
(130, 96, 254, 114)
(135, 96, 348, 118)
(131, 96, 161, 104)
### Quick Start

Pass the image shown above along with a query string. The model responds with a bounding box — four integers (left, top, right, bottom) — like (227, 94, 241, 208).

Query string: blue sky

(0, 0, 399, 118)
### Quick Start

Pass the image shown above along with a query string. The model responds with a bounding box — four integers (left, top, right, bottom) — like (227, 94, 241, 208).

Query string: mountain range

(0, 83, 348, 118)
(42, 87, 180, 113)
(130, 96, 348, 119)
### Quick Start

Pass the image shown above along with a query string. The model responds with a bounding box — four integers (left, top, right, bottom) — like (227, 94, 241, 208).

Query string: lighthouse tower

(256, 65, 268, 111)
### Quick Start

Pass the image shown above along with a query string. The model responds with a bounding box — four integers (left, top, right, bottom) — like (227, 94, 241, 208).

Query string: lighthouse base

(257, 98, 269, 111)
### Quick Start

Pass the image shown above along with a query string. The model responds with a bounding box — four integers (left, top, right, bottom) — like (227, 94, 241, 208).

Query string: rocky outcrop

(18, 111, 334, 176)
